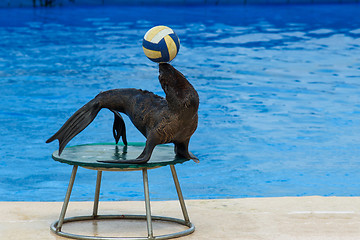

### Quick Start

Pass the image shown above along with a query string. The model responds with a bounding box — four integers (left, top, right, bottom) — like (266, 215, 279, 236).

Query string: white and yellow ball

(142, 25, 180, 63)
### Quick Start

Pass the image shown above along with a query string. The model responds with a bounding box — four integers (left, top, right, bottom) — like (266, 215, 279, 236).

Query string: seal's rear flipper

(110, 110, 127, 145)
(46, 99, 102, 155)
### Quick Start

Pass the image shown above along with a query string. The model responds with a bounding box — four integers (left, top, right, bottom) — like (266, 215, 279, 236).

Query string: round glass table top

(52, 143, 191, 171)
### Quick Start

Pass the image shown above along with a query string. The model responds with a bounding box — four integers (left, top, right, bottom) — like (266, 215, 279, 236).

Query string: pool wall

(2, 0, 359, 7)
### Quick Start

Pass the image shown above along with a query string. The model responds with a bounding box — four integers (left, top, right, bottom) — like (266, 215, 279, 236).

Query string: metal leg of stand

(170, 165, 190, 223)
(93, 170, 102, 218)
(56, 165, 78, 232)
(142, 168, 154, 240)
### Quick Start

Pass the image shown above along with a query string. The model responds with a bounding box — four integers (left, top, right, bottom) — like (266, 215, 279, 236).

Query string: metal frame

(50, 165, 195, 240)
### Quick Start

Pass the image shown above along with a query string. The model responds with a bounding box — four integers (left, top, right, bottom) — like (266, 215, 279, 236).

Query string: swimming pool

(1, 4, 360, 201)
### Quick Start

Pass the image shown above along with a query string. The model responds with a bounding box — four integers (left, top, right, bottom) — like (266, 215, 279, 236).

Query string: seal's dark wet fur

(46, 63, 199, 163)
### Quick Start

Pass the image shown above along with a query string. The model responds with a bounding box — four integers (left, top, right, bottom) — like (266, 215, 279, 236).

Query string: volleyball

(142, 26, 180, 63)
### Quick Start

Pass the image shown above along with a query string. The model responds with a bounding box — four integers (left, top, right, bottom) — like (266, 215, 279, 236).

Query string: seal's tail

(46, 99, 102, 155)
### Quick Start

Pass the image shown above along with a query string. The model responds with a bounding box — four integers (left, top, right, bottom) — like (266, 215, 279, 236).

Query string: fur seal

(46, 63, 199, 164)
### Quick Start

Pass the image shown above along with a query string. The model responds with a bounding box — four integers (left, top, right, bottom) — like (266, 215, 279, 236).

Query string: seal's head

(158, 63, 199, 111)
(159, 63, 186, 92)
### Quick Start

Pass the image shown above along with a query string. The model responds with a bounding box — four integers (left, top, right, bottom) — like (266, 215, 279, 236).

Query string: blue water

(1, 4, 360, 201)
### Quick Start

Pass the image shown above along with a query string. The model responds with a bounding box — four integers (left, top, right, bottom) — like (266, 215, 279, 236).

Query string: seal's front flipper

(188, 151, 199, 163)
(97, 134, 159, 164)
(110, 110, 127, 145)
(46, 99, 102, 155)
(175, 141, 199, 163)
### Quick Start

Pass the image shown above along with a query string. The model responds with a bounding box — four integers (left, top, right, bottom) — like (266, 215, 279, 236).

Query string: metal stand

(56, 165, 78, 232)
(93, 170, 102, 218)
(50, 165, 195, 240)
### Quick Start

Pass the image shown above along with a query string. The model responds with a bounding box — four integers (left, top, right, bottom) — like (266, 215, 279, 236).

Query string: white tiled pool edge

(1, 196, 360, 239)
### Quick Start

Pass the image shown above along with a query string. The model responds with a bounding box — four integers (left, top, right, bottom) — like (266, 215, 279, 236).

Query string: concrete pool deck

(1, 196, 360, 239)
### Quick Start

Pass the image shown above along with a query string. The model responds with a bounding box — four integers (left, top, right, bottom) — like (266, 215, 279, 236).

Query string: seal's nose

(159, 63, 172, 75)
(159, 62, 167, 70)
(159, 63, 167, 75)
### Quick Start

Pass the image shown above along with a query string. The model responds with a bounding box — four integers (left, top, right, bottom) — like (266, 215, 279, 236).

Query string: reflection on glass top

(52, 143, 190, 169)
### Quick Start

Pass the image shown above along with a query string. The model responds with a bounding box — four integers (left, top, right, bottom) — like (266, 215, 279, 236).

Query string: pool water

(1, 4, 360, 201)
